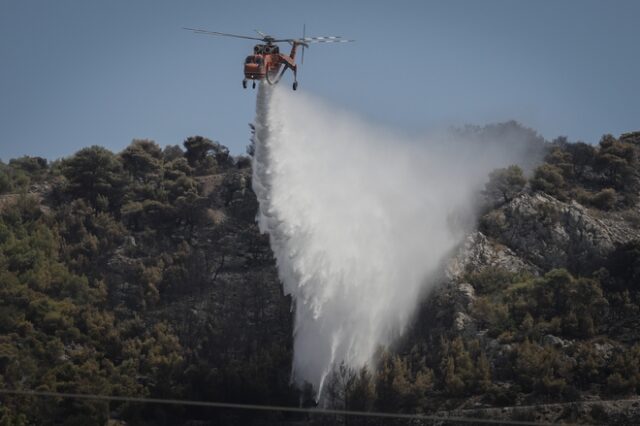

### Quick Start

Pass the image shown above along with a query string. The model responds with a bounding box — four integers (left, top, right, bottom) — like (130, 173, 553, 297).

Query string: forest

(1, 126, 639, 425)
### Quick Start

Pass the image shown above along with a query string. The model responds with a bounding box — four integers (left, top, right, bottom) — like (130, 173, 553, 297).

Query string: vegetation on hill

(1, 127, 639, 425)
(0, 138, 295, 425)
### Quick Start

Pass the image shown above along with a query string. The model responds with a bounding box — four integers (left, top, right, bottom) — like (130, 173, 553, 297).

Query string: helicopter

(184, 26, 353, 90)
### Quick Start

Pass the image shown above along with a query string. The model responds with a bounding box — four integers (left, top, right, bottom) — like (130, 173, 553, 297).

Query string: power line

(0, 388, 574, 425)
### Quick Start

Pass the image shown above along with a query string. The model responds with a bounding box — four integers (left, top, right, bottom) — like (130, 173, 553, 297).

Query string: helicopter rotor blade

(183, 28, 264, 41)
(254, 29, 269, 38)
(184, 27, 354, 46)
(302, 36, 355, 43)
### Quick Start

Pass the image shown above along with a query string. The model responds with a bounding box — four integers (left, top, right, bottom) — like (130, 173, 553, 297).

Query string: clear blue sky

(1, 0, 638, 161)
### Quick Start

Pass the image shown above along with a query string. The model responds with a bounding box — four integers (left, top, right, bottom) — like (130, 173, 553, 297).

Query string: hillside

(0, 139, 295, 425)
(1, 128, 640, 425)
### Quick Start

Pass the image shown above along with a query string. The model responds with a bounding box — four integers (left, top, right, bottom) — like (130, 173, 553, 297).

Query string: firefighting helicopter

(184, 26, 353, 90)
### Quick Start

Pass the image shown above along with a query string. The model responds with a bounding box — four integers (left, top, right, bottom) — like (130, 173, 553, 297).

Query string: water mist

(251, 84, 531, 396)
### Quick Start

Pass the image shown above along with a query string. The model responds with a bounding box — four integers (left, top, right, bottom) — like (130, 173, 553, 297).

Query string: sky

(0, 0, 639, 161)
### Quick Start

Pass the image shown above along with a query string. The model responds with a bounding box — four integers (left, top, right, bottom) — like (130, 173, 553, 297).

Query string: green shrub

(484, 165, 527, 205)
(531, 164, 566, 199)
(466, 267, 524, 294)
(0, 171, 11, 194)
(590, 188, 617, 210)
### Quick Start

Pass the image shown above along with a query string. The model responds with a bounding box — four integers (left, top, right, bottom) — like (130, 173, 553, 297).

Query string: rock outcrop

(480, 192, 640, 273)
(446, 231, 539, 280)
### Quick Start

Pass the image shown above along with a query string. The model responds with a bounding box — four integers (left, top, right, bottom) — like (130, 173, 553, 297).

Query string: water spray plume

(252, 84, 534, 396)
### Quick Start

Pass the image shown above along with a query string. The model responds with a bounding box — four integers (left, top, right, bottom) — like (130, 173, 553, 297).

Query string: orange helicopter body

(184, 27, 353, 90)
(243, 43, 299, 86)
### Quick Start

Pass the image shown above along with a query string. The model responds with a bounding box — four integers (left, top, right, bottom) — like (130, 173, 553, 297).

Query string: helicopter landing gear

(242, 79, 247, 89)
(292, 67, 298, 91)
(252, 81, 256, 89)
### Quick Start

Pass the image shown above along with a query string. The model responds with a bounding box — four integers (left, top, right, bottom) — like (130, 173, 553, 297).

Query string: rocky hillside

(1, 127, 640, 425)
(398, 131, 640, 424)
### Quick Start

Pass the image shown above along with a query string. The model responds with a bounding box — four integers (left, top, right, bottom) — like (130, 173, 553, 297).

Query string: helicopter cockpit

(245, 55, 264, 65)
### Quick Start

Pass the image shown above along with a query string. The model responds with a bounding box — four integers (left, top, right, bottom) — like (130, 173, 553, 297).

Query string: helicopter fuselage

(243, 43, 298, 84)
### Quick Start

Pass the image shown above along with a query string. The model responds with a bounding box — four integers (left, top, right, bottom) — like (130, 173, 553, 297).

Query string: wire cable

(0, 388, 579, 425)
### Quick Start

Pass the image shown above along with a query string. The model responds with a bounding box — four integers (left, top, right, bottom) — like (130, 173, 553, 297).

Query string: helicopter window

(245, 56, 264, 65)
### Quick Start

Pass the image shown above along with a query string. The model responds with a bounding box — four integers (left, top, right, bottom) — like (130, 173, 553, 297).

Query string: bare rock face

(446, 231, 539, 280)
(424, 192, 638, 342)
(453, 311, 476, 337)
(427, 232, 538, 338)
(480, 192, 637, 273)
(541, 334, 572, 349)
(455, 283, 476, 308)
